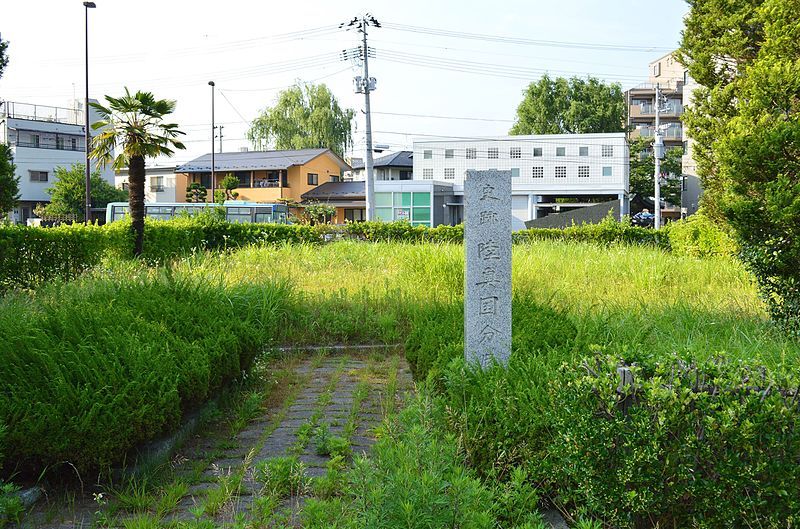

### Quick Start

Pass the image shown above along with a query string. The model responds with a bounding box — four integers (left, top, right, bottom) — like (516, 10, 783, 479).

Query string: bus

(105, 201, 290, 224)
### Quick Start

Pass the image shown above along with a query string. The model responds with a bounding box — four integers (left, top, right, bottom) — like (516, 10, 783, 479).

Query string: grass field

(2, 238, 798, 527)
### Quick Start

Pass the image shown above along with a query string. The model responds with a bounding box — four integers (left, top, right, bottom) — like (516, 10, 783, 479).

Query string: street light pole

(83, 1, 96, 224)
(208, 81, 215, 203)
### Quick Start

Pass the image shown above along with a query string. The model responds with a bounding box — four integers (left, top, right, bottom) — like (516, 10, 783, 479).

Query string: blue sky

(0, 0, 688, 164)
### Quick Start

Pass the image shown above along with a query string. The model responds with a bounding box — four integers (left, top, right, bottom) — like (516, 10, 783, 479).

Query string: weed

(254, 456, 307, 498)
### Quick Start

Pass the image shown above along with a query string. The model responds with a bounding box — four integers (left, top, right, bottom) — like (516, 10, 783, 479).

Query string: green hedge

(0, 223, 130, 291)
(0, 271, 293, 474)
(0, 214, 734, 293)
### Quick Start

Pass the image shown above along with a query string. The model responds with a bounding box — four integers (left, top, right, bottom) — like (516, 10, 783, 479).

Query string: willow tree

(90, 89, 185, 256)
(247, 82, 354, 158)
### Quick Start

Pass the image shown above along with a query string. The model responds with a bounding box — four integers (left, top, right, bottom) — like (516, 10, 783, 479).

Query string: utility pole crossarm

(342, 14, 380, 221)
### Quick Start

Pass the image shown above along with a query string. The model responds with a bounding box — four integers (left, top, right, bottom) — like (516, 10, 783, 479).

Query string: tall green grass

(0, 270, 292, 475)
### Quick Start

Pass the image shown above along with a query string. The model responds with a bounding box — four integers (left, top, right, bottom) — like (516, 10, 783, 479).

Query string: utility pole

(217, 125, 224, 153)
(208, 81, 215, 203)
(342, 14, 380, 221)
(653, 83, 664, 230)
(83, 1, 96, 224)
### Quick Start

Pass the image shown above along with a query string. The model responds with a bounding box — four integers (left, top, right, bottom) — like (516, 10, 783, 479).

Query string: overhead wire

(381, 22, 675, 53)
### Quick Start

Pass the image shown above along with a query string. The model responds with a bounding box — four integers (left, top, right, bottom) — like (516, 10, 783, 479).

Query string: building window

(578, 165, 590, 178)
(235, 171, 251, 188)
(199, 173, 212, 188)
(555, 166, 567, 178)
(510, 147, 521, 159)
(532, 166, 544, 178)
(533, 147, 543, 157)
(150, 176, 165, 192)
(511, 168, 520, 178)
(601, 145, 614, 157)
(344, 208, 365, 222)
(423, 149, 432, 159)
(422, 168, 433, 179)
(653, 62, 661, 77)
(579, 146, 589, 156)
(71, 138, 78, 151)
(399, 170, 412, 180)
(29, 170, 48, 182)
(121, 182, 130, 191)
(56, 136, 65, 150)
(488, 147, 499, 159)
(307, 173, 318, 185)
(31, 134, 40, 148)
(466, 147, 476, 159)
(556, 147, 566, 157)
(602, 166, 613, 177)
(445, 149, 454, 159)
(444, 168, 455, 180)
(330, 174, 340, 183)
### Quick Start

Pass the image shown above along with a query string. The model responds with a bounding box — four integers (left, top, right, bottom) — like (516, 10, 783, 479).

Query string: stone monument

(464, 169, 512, 367)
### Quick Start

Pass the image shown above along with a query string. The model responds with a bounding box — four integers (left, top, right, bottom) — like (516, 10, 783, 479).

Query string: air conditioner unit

(239, 147, 249, 152)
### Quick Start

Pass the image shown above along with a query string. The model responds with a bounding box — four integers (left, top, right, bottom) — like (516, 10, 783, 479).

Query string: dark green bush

(441, 350, 800, 528)
(0, 272, 293, 475)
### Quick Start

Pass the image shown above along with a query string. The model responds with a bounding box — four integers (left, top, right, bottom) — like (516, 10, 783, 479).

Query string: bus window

(146, 206, 174, 220)
(226, 207, 252, 223)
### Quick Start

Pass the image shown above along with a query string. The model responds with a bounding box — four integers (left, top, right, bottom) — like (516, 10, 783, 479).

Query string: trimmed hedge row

(0, 214, 735, 292)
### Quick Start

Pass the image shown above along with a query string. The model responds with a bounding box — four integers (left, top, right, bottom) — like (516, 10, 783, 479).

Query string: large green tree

(510, 75, 625, 135)
(679, 0, 800, 333)
(0, 36, 18, 219)
(36, 164, 127, 220)
(247, 82, 354, 158)
(90, 89, 185, 256)
(0, 35, 9, 79)
(0, 144, 19, 218)
(629, 138, 684, 205)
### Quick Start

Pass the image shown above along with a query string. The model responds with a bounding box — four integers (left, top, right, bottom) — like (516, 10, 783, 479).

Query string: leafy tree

(0, 35, 8, 79)
(303, 202, 336, 225)
(185, 183, 207, 203)
(219, 174, 240, 200)
(0, 145, 19, 218)
(247, 82, 355, 158)
(0, 38, 17, 220)
(90, 89, 185, 256)
(679, 0, 800, 333)
(36, 164, 127, 219)
(510, 75, 625, 135)
(629, 138, 683, 205)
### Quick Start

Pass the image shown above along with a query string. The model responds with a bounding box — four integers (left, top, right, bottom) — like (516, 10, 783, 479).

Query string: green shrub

(514, 215, 666, 248)
(0, 481, 23, 528)
(0, 272, 292, 474)
(541, 354, 800, 527)
(664, 212, 738, 258)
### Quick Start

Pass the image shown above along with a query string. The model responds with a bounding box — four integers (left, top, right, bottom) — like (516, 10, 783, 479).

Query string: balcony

(1, 101, 83, 125)
(15, 139, 84, 152)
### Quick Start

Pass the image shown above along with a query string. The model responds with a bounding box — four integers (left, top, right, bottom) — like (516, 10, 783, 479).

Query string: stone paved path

(19, 350, 413, 528)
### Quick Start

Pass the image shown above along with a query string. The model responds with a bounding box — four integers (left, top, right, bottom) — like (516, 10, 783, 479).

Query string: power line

(382, 21, 675, 53)
(218, 90, 250, 124)
(372, 111, 514, 123)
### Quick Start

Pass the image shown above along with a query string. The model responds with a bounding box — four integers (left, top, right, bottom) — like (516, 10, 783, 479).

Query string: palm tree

(90, 88, 185, 256)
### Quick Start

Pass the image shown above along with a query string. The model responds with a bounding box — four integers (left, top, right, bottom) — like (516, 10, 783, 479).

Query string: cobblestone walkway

(21, 350, 413, 528)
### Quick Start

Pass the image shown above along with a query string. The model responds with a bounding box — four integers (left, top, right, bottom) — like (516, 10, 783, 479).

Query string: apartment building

(0, 100, 115, 224)
(412, 133, 629, 230)
(624, 51, 704, 216)
(625, 52, 685, 150)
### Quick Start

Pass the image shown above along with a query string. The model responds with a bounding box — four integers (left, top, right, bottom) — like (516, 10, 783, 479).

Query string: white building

(0, 100, 115, 224)
(413, 133, 629, 230)
(115, 165, 177, 203)
(348, 151, 413, 182)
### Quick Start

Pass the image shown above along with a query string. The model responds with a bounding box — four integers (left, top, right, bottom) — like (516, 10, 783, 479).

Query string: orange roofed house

(174, 148, 351, 216)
